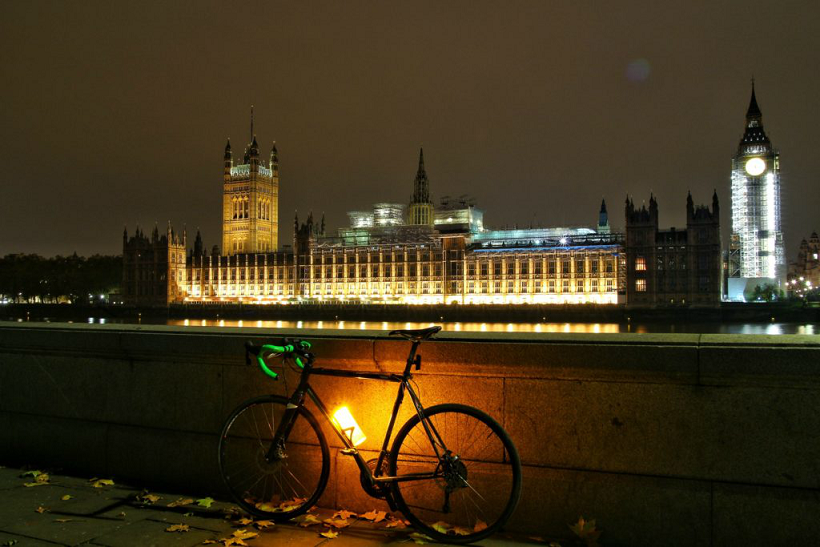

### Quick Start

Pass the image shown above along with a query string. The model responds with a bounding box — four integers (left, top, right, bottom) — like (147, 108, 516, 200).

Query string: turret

(686, 191, 694, 221)
(597, 199, 610, 235)
(224, 139, 232, 181)
(249, 135, 260, 172)
(270, 141, 278, 174)
(712, 189, 719, 217)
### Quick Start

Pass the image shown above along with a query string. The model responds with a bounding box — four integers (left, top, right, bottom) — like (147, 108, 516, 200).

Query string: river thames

(13, 317, 818, 335)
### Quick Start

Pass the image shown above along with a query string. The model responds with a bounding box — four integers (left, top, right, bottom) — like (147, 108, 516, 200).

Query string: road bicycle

(218, 325, 521, 544)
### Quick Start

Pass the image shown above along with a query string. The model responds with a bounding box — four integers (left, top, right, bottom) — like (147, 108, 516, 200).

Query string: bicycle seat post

(404, 340, 421, 377)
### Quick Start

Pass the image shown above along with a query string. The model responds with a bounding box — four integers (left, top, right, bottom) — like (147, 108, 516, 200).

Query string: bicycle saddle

(388, 325, 442, 341)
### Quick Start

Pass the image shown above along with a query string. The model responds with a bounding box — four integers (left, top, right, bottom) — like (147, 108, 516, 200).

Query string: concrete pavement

(0, 465, 545, 547)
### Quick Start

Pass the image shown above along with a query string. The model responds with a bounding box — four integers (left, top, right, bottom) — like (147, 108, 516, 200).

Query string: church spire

(250, 105, 254, 142)
(412, 147, 429, 204)
(746, 80, 761, 119)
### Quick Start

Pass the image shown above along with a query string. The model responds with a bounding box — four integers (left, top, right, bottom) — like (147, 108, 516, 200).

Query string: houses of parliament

(123, 117, 726, 308)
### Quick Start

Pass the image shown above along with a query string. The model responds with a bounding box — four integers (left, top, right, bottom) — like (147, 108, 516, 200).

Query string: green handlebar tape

(254, 341, 311, 379)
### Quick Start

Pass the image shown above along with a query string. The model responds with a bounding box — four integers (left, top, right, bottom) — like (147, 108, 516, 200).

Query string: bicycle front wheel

(218, 395, 329, 521)
(388, 403, 522, 544)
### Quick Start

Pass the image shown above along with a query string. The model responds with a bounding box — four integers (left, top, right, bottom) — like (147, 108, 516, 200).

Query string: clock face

(745, 157, 766, 176)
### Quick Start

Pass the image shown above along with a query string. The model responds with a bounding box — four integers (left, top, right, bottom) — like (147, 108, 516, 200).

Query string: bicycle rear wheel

(218, 395, 329, 521)
(388, 404, 522, 544)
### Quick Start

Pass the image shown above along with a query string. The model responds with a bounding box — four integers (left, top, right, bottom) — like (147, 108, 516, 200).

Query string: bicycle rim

(389, 403, 522, 544)
(218, 395, 329, 521)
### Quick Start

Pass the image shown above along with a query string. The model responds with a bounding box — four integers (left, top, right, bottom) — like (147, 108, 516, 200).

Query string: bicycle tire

(388, 403, 522, 544)
(218, 395, 330, 521)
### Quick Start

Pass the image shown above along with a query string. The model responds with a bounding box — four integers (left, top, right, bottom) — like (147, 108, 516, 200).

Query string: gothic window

(635, 257, 646, 271)
(636, 279, 647, 292)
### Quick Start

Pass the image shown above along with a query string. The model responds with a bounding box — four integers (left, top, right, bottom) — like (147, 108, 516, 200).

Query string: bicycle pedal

(340, 448, 358, 456)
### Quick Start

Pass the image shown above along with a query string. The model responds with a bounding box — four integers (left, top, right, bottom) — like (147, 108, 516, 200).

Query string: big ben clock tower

(729, 83, 784, 294)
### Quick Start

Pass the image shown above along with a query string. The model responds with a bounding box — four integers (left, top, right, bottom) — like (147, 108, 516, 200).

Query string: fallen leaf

(333, 509, 357, 520)
(118, 512, 126, 517)
(54, 518, 73, 523)
(431, 521, 450, 534)
(255, 520, 275, 529)
(21, 470, 42, 478)
(452, 526, 472, 536)
(167, 497, 194, 508)
(409, 532, 432, 544)
(2, 540, 18, 546)
(569, 517, 601, 547)
(296, 513, 322, 527)
(323, 517, 350, 529)
(319, 529, 339, 539)
(35, 506, 48, 514)
(232, 529, 258, 540)
(197, 497, 215, 508)
(473, 519, 488, 532)
(36, 473, 50, 483)
(184, 512, 194, 517)
(90, 478, 114, 488)
(141, 494, 161, 504)
(528, 537, 546, 543)
(60, 495, 73, 501)
(166, 523, 190, 533)
(361, 510, 387, 522)
(202, 541, 217, 545)
(23, 482, 48, 487)
(235, 517, 253, 526)
(384, 518, 407, 529)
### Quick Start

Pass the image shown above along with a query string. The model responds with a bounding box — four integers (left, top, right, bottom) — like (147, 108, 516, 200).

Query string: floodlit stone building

(625, 193, 722, 306)
(123, 139, 625, 306)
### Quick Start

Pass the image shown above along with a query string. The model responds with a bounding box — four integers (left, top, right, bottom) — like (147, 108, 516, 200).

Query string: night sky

(2, 1, 819, 258)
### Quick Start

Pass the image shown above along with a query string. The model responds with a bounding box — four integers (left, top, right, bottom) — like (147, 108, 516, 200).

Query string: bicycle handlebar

(245, 339, 313, 380)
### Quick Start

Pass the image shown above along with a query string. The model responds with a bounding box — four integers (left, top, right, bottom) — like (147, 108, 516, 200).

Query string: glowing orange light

(332, 406, 366, 446)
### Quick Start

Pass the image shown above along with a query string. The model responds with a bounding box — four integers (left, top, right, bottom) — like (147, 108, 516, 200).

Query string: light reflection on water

(11, 317, 820, 335)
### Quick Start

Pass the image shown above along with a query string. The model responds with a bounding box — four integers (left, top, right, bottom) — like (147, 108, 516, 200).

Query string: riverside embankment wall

(0, 323, 818, 546)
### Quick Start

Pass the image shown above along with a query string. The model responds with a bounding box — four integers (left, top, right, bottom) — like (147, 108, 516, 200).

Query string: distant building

(123, 141, 624, 306)
(625, 193, 722, 307)
(788, 232, 820, 295)
(728, 83, 785, 299)
(122, 224, 186, 306)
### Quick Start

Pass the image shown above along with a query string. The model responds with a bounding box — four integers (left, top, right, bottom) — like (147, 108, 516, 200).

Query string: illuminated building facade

(728, 84, 784, 297)
(222, 130, 279, 255)
(625, 193, 722, 306)
(124, 146, 625, 306)
(122, 224, 187, 305)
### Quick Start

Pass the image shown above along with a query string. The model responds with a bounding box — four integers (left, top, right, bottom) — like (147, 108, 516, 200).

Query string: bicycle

(218, 325, 522, 544)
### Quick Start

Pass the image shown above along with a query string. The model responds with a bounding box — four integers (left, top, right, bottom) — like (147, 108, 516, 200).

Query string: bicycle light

(332, 406, 366, 447)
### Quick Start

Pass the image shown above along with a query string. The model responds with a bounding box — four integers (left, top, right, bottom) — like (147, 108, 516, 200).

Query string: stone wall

(1, 323, 818, 546)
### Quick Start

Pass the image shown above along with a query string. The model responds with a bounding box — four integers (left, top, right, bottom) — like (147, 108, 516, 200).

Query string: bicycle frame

(268, 340, 447, 496)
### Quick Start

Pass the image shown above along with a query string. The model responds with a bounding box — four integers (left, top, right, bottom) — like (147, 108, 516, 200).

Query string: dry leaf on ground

(167, 497, 194, 508)
(361, 510, 387, 522)
(319, 529, 339, 539)
(323, 517, 350, 529)
(333, 510, 357, 520)
(35, 506, 47, 514)
(141, 494, 161, 504)
(295, 513, 322, 527)
(473, 520, 488, 532)
(89, 478, 114, 488)
(384, 518, 407, 529)
(235, 517, 253, 526)
(408, 532, 432, 544)
(166, 523, 190, 533)
(60, 495, 73, 501)
(255, 519, 274, 529)
(54, 518, 73, 523)
(569, 517, 601, 547)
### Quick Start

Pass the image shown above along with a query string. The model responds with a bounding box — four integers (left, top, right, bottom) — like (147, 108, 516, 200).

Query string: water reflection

(11, 317, 820, 335)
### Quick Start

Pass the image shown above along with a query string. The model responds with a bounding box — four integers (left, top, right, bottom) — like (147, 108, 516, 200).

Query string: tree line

(0, 254, 121, 304)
